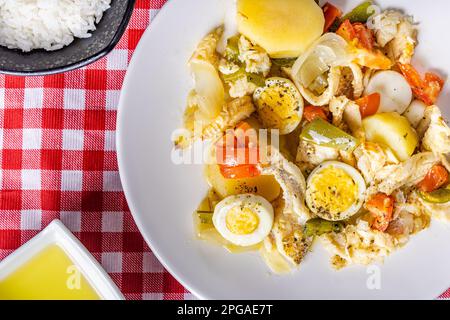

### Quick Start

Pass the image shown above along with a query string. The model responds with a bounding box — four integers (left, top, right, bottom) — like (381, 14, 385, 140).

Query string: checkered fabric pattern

(0, 0, 448, 301)
(0, 0, 194, 300)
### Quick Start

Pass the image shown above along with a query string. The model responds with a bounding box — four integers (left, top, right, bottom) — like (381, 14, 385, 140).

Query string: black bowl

(0, 0, 136, 76)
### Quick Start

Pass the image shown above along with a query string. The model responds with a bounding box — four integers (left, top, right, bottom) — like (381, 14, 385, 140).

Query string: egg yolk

(226, 206, 260, 235)
(257, 81, 301, 128)
(309, 166, 357, 215)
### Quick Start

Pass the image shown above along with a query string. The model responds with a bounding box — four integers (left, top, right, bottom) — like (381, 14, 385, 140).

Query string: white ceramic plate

(117, 0, 450, 299)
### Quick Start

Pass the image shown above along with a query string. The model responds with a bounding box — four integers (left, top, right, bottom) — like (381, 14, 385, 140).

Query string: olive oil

(0, 244, 99, 300)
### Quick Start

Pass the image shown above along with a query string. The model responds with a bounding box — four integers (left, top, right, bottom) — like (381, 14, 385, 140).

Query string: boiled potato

(403, 100, 427, 128)
(363, 113, 419, 162)
(364, 71, 412, 114)
(205, 164, 281, 202)
(237, 0, 324, 58)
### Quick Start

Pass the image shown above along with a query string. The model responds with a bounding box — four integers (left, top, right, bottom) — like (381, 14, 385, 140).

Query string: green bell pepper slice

(224, 35, 240, 62)
(300, 118, 360, 152)
(196, 211, 213, 225)
(305, 218, 344, 237)
(222, 65, 266, 88)
(328, 1, 374, 32)
(272, 58, 297, 68)
(342, 1, 374, 24)
(419, 185, 450, 204)
(221, 65, 246, 83)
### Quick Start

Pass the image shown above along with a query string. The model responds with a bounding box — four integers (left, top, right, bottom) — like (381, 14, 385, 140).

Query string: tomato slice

(398, 63, 445, 105)
(417, 165, 449, 193)
(323, 2, 342, 32)
(216, 122, 261, 179)
(352, 22, 375, 51)
(366, 193, 395, 232)
(355, 93, 380, 118)
(219, 164, 260, 180)
(336, 19, 391, 70)
(336, 20, 375, 51)
(303, 106, 329, 122)
(336, 19, 357, 42)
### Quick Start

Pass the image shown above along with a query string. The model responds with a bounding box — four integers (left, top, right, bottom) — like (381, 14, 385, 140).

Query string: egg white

(213, 194, 274, 246)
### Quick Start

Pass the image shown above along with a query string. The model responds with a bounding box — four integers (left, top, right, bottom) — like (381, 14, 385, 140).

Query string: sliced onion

(299, 50, 331, 88)
(190, 60, 225, 119)
(217, 0, 238, 54)
(297, 67, 342, 106)
(292, 33, 352, 85)
(291, 33, 354, 106)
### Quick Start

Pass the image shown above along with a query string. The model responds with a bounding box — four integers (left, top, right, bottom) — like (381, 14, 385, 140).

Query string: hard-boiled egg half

(306, 161, 366, 221)
(213, 194, 274, 246)
(253, 77, 304, 135)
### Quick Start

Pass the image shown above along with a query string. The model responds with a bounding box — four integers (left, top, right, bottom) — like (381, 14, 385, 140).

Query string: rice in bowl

(0, 0, 111, 52)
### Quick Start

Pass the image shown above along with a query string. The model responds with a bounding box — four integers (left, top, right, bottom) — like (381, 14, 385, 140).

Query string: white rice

(0, 0, 111, 52)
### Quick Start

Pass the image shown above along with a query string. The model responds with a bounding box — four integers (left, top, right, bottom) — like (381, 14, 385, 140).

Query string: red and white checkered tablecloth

(0, 0, 193, 301)
(0, 0, 448, 301)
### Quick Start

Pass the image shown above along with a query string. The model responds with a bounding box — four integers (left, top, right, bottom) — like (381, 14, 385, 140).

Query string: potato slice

(237, 0, 324, 58)
(253, 77, 304, 135)
(363, 112, 419, 162)
(403, 100, 427, 128)
(364, 71, 412, 114)
(205, 164, 281, 202)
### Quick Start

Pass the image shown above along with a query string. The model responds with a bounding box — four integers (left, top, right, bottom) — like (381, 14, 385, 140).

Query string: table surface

(0, 0, 448, 300)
